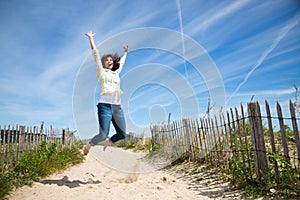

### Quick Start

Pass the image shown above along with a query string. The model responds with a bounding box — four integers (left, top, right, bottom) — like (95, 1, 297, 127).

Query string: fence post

(62, 129, 66, 145)
(19, 126, 26, 155)
(248, 102, 268, 183)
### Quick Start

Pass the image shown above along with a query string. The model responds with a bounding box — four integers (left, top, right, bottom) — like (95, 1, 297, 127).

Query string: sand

(7, 146, 242, 200)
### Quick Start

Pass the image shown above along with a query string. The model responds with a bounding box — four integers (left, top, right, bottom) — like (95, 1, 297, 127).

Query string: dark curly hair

(101, 53, 120, 71)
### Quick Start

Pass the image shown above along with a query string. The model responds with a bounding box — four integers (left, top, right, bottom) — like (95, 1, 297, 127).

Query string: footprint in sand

(119, 162, 140, 183)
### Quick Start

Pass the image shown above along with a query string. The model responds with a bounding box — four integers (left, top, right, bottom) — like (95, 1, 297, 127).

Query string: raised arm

(116, 44, 128, 73)
(84, 31, 103, 77)
(84, 31, 96, 50)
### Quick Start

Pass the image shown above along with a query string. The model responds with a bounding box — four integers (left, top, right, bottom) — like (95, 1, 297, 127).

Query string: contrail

(176, 0, 189, 80)
(227, 12, 300, 103)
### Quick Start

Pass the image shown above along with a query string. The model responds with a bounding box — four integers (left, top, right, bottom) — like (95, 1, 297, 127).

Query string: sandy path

(7, 146, 234, 200)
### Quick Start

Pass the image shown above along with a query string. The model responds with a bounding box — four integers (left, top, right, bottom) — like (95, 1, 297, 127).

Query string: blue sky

(0, 0, 299, 139)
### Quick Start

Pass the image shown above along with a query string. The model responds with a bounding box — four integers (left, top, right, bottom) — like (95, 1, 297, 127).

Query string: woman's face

(105, 56, 114, 70)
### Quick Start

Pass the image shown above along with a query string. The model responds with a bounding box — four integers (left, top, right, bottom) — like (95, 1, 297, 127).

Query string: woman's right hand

(84, 31, 96, 38)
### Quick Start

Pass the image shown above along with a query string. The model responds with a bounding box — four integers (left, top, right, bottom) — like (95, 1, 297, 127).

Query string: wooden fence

(151, 100, 300, 184)
(0, 124, 75, 171)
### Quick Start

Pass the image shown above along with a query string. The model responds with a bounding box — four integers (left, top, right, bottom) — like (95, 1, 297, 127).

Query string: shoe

(103, 138, 110, 151)
(83, 143, 91, 155)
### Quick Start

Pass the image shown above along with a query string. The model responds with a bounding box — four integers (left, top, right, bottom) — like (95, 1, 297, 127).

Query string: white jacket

(92, 48, 127, 96)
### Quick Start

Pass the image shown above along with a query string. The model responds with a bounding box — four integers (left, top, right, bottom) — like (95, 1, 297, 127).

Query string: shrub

(0, 141, 84, 198)
(115, 136, 153, 152)
(0, 168, 12, 198)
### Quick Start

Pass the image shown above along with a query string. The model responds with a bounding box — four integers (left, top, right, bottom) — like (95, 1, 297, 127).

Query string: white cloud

(230, 87, 295, 97)
(228, 11, 300, 102)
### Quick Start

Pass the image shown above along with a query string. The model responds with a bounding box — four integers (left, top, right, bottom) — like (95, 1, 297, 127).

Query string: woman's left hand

(123, 44, 128, 53)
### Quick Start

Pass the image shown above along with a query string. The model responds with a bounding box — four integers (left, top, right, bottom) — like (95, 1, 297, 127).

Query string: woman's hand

(123, 44, 128, 53)
(85, 31, 96, 38)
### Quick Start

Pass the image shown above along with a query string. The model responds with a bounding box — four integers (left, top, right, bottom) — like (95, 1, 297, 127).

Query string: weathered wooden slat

(277, 102, 290, 159)
(190, 119, 199, 160)
(197, 119, 202, 157)
(200, 118, 208, 161)
(220, 113, 228, 165)
(7, 125, 11, 144)
(207, 117, 215, 164)
(168, 122, 174, 153)
(265, 100, 280, 184)
(176, 121, 182, 153)
(171, 122, 177, 155)
(215, 115, 223, 166)
(203, 118, 211, 163)
(241, 103, 252, 180)
(172, 121, 179, 154)
(214, 114, 222, 166)
(289, 100, 300, 164)
(184, 119, 194, 160)
(231, 108, 240, 161)
(195, 120, 201, 158)
(222, 113, 230, 152)
(204, 118, 212, 163)
(235, 107, 247, 175)
(226, 111, 235, 158)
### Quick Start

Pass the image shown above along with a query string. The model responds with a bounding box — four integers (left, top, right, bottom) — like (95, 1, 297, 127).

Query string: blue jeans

(90, 103, 126, 145)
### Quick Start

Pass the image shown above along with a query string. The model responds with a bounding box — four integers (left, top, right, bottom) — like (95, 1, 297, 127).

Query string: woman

(83, 31, 128, 155)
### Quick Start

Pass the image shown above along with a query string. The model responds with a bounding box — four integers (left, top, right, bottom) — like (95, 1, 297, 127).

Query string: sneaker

(103, 138, 110, 151)
(83, 143, 91, 155)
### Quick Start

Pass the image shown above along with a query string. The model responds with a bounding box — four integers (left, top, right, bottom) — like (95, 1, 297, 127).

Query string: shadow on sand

(39, 175, 101, 189)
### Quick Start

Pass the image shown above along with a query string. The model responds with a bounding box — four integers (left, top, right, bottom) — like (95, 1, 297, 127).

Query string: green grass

(115, 136, 153, 152)
(227, 151, 300, 199)
(0, 141, 84, 198)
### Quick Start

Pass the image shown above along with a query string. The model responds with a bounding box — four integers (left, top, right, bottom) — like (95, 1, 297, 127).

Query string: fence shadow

(162, 160, 256, 199)
(39, 175, 101, 189)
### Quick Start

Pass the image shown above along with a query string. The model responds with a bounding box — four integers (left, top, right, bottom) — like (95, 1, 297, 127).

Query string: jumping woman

(83, 31, 128, 155)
